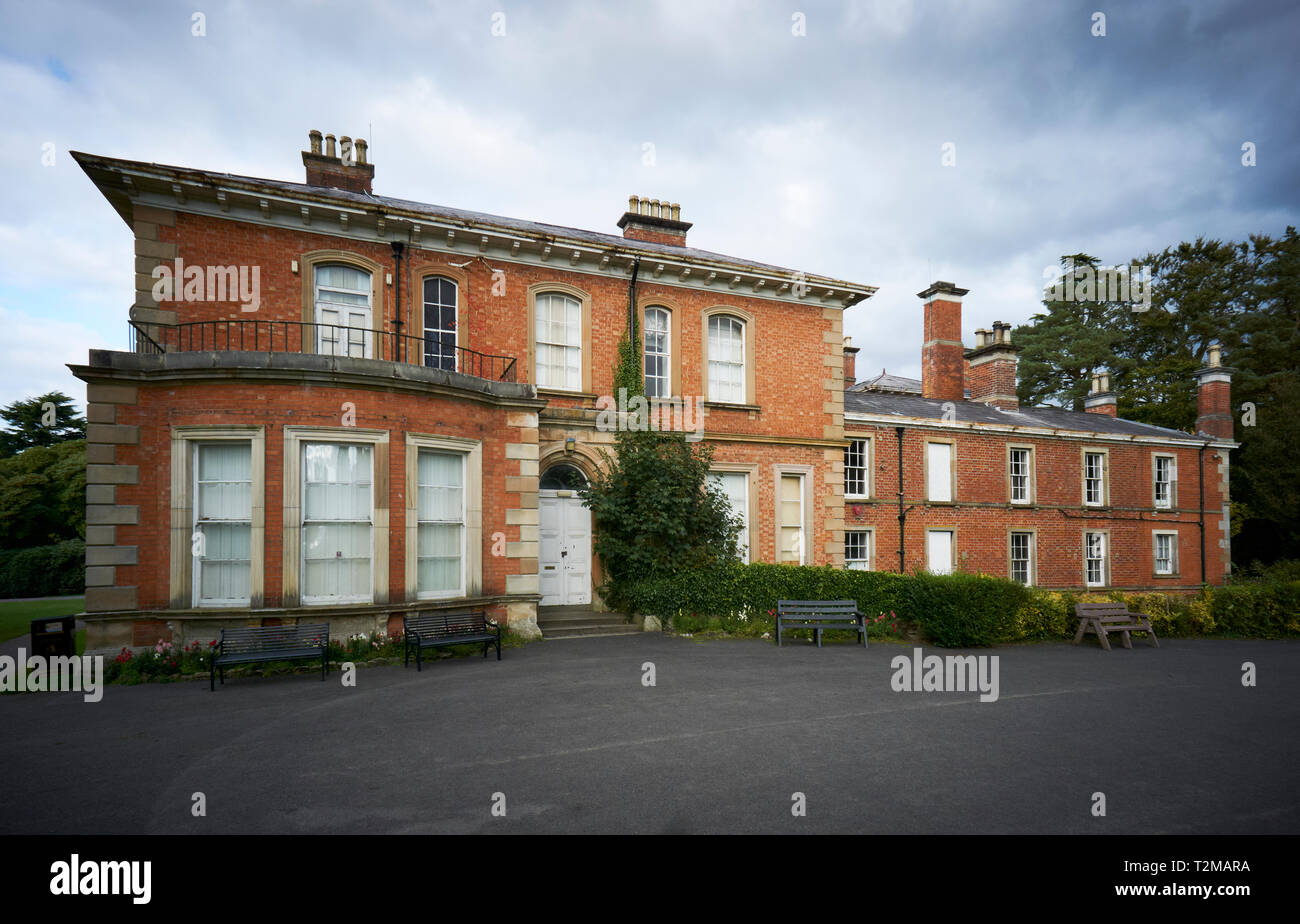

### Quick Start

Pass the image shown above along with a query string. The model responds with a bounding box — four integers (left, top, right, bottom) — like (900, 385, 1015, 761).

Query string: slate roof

(850, 371, 921, 394)
(843, 389, 1215, 443)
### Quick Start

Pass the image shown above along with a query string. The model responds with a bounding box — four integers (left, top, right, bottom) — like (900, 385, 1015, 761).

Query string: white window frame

(1008, 446, 1034, 505)
(535, 291, 583, 391)
(926, 528, 955, 575)
(1153, 530, 1178, 576)
(169, 426, 266, 610)
(1083, 450, 1108, 507)
(1084, 530, 1109, 587)
(300, 441, 375, 606)
(313, 263, 373, 359)
(775, 467, 811, 565)
(845, 529, 873, 570)
(845, 438, 870, 499)
(644, 306, 671, 399)
(281, 426, 389, 608)
(926, 440, 954, 503)
(707, 314, 746, 404)
(1009, 530, 1035, 586)
(192, 441, 253, 607)
(416, 448, 466, 599)
(1153, 454, 1176, 509)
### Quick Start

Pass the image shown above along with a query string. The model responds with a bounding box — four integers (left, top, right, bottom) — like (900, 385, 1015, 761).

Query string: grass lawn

(0, 597, 85, 644)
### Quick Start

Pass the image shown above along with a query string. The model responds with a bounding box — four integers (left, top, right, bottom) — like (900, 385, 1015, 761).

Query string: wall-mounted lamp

(565, 437, 576, 453)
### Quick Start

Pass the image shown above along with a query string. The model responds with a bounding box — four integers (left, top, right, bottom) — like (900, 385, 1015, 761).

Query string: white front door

(539, 493, 591, 606)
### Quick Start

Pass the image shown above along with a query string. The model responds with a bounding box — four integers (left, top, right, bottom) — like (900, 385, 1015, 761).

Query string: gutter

(896, 426, 906, 573)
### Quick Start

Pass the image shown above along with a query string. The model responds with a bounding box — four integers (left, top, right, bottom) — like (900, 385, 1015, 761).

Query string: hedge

(0, 540, 85, 598)
(620, 563, 1300, 646)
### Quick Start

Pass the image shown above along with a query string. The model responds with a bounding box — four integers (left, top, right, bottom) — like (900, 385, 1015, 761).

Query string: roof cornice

(73, 151, 879, 311)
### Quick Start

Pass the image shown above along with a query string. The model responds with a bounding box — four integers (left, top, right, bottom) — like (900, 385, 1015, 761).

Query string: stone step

(543, 626, 643, 640)
(537, 615, 634, 630)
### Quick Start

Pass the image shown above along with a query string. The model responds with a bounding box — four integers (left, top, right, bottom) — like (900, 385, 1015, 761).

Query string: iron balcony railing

(128, 318, 517, 383)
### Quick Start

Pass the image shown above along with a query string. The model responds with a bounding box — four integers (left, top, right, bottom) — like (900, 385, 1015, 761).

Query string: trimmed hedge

(0, 540, 85, 598)
(621, 563, 1300, 646)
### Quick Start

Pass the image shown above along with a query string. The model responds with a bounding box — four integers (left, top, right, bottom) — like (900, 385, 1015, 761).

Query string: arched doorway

(538, 463, 591, 606)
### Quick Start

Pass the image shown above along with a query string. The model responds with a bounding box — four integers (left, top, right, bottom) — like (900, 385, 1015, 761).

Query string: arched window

(644, 307, 671, 398)
(539, 463, 587, 491)
(423, 276, 458, 371)
(313, 264, 372, 358)
(707, 314, 746, 403)
(535, 292, 582, 390)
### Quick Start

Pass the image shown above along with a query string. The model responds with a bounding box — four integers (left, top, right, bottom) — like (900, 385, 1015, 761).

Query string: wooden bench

(775, 600, 868, 648)
(1073, 602, 1159, 650)
(403, 609, 501, 671)
(211, 623, 329, 691)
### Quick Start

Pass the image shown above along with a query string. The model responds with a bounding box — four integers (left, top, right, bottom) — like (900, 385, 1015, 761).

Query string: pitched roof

(843, 389, 1217, 443)
(850, 370, 921, 394)
(70, 151, 877, 300)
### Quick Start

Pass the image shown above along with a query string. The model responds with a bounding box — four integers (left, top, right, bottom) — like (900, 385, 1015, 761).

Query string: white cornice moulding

(843, 411, 1238, 450)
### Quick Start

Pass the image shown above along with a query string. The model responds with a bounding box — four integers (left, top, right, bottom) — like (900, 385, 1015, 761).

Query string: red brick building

(69, 135, 1234, 654)
(840, 283, 1236, 589)
(70, 133, 874, 652)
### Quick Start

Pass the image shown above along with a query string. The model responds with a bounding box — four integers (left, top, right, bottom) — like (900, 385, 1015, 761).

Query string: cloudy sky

(1, 0, 1297, 408)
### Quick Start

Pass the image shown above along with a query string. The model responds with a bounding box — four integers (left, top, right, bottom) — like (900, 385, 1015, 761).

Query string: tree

(0, 439, 86, 549)
(581, 322, 742, 610)
(1015, 230, 1300, 565)
(0, 392, 86, 457)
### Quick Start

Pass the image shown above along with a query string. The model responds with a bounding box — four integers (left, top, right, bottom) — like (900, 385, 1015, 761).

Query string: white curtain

(708, 316, 744, 403)
(536, 293, 581, 389)
(195, 443, 251, 604)
(417, 451, 464, 594)
(302, 443, 373, 602)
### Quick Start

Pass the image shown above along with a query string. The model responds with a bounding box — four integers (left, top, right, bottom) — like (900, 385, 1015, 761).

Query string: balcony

(128, 318, 517, 383)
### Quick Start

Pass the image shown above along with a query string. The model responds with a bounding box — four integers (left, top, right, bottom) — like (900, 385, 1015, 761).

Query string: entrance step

(537, 607, 638, 640)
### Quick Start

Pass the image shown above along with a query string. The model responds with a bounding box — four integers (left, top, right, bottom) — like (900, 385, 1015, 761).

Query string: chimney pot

(308, 129, 322, 155)
(670, 202, 681, 221)
(324, 133, 337, 158)
(355, 138, 367, 165)
(1208, 342, 1222, 367)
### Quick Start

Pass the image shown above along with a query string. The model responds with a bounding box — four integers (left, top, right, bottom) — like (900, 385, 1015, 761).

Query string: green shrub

(905, 572, 1029, 647)
(0, 539, 85, 598)
(624, 563, 1300, 646)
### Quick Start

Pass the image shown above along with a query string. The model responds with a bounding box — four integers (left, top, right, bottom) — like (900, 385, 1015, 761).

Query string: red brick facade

(68, 142, 1233, 653)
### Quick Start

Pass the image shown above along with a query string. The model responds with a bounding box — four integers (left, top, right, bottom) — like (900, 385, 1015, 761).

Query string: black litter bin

(30, 615, 76, 658)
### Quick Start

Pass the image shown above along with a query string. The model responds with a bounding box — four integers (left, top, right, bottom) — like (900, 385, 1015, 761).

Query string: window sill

(538, 388, 598, 400)
(704, 401, 761, 413)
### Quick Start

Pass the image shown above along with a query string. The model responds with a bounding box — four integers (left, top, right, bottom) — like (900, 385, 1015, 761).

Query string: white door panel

(539, 494, 590, 606)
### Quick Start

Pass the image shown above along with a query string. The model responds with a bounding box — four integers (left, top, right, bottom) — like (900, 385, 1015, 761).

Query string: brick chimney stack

(843, 336, 858, 385)
(1084, 370, 1118, 416)
(1194, 343, 1234, 439)
(965, 320, 1020, 410)
(618, 195, 691, 247)
(303, 129, 374, 194)
(918, 281, 968, 403)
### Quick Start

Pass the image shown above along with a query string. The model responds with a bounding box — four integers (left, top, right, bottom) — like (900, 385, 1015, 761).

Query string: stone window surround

(169, 426, 266, 609)
(527, 281, 593, 395)
(772, 463, 814, 565)
(639, 295, 684, 399)
(299, 250, 385, 354)
(845, 527, 874, 570)
(709, 462, 758, 563)
(281, 425, 390, 608)
(1081, 446, 1111, 508)
(1008, 527, 1037, 586)
(1083, 528, 1112, 587)
(844, 436, 872, 499)
(702, 305, 757, 407)
(405, 432, 484, 601)
(1151, 451, 1178, 509)
(1152, 528, 1180, 577)
(1006, 443, 1036, 505)
(924, 437, 957, 503)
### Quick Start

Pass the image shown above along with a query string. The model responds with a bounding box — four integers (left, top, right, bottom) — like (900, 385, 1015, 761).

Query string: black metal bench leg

(496, 635, 501, 660)
(321, 651, 327, 681)
(483, 641, 488, 659)
(210, 661, 215, 692)
(416, 646, 422, 672)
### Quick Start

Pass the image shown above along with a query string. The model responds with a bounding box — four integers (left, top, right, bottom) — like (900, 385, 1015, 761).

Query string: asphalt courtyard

(2, 635, 1297, 834)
